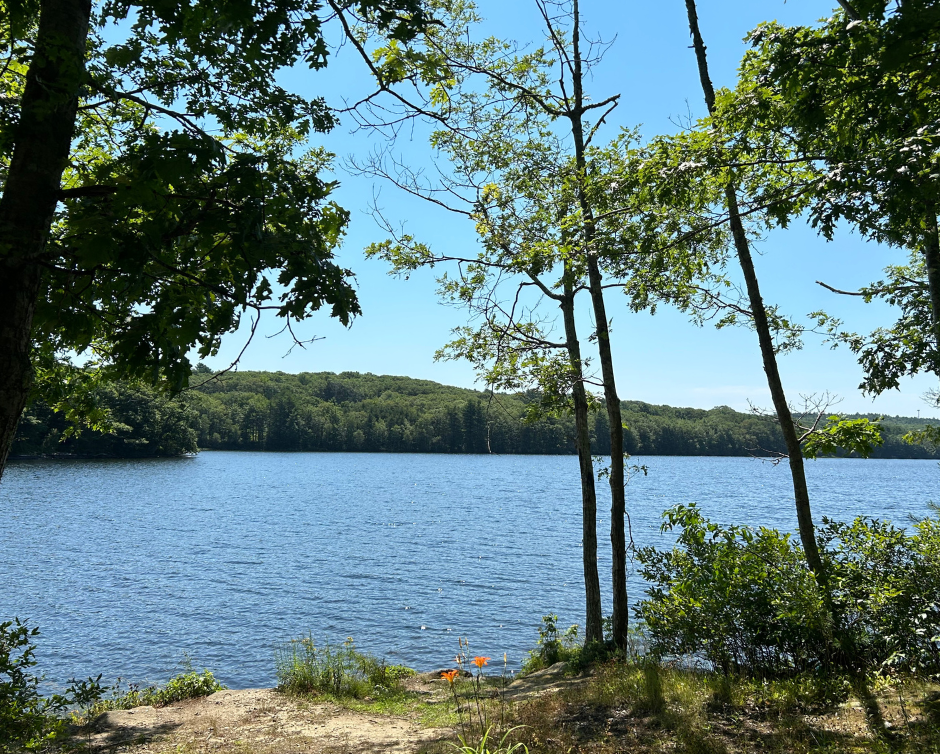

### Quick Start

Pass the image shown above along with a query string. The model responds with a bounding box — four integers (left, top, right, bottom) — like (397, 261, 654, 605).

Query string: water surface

(1, 452, 935, 689)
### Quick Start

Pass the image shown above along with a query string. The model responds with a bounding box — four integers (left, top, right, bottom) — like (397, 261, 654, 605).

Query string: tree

(0, 0, 428, 480)
(338, 0, 725, 647)
(670, 0, 819, 580)
(335, 0, 616, 642)
(361, 104, 608, 642)
(650, 1, 887, 584)
(718, 2, 940, 424)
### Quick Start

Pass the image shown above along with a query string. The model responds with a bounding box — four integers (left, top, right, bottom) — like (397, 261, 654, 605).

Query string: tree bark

(0, 0, 92, 482)
(569, 0, 629, 647)
(560, 271, 604, 644)
(0, 0, 92, 480)
(683, 0, 825, 579)
(922, 204, 940, 354)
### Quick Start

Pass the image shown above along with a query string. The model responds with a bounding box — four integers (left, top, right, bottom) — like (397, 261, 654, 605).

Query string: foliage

(636, 505, 940, 677)
(812, 255, 940, 397)
(718, 3, 940, 397)
(521, 615, 582, 675)
(734, 3, 940, 252)
(0, 619, 103, 753)
(0, 0, 430, 433)
(274, 635, 413, 699)
(14, 380, 197, 457)
(905, 424, 940, 449)
(820, 514, 940, 677)
(12, 370, 937, 459)
(636, 505, 832, 676)
(801, 415, 885, 460)
(88, 667, 225, 714)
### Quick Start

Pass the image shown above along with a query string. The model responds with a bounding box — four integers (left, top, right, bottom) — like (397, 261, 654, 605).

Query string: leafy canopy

(1, 0, 428, 403)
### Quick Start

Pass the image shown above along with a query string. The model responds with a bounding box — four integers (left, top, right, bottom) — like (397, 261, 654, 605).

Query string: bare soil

(85, 688, 443, 754)
(81, 665, 586, 754)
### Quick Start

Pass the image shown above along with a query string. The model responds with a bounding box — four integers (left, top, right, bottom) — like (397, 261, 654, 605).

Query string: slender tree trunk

(560, 271, 603, 644)
(0, 0, 92, 482)
(922, 204, 940, 353)
(569, 0, 629, 646)
(683, 0, 825, 579)
(584, 257, 629, 647)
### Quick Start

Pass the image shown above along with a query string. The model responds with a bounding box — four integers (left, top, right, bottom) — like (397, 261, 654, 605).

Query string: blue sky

(199, 0, 939, 418)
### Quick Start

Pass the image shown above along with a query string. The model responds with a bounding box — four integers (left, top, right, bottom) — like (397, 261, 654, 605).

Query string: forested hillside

(11, 370, 939, 459)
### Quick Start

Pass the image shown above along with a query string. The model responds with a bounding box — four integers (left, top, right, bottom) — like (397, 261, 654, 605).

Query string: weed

(520, 615, 581, 675)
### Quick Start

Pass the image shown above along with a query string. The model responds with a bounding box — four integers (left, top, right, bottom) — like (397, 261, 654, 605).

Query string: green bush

(520, 615, 582, 675)
(820, 513, 940, 676)
(274, 635, 414, 699)
(636, 504, 940, 678)
(89, 667, 225, 714)
(636, 505, 832, 676)
(1, 619, 103, 753)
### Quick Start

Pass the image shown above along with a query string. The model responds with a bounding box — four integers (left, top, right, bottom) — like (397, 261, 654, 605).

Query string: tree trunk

(588, 260, 629, 648)
(560, 272, 604, 644)
(0, 0, 92, 482)
(922, 204, 940, 353)
(683, 0, 825, 579)
(569, 0, 629, 647)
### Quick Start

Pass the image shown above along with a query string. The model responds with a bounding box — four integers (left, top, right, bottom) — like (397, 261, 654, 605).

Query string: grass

(503, 660, 940, 754)
(273, 634, 523, 740)
(274, 634, 416, 700)
(58, 637, 940, 754)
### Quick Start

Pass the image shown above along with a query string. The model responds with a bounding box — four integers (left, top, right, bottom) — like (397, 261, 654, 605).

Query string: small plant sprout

(451, 725, 529, 754)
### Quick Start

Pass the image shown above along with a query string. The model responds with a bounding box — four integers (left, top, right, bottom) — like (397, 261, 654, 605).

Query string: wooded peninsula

(11, 369, 938, 460)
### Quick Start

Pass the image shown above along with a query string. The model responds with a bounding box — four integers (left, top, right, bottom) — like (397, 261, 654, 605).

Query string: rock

(501, 662, 586, 700)
(415, 668, 474, 683)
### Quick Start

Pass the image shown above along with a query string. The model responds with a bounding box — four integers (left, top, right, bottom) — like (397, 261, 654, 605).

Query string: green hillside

(11, 370, 940, 459)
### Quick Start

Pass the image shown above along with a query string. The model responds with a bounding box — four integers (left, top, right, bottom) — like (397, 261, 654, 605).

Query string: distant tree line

(13, 382, 198, 458)
(10, 370, 939, 459)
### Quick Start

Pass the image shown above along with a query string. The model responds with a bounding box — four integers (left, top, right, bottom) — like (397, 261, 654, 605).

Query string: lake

(1, 452, 936, 691)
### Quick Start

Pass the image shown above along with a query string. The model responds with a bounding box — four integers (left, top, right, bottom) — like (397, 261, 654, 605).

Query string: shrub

(520, 615, 582, 675)
(636, 505, 832, 676)
(636, 504, 940, 678)
(274, 635, 413, 698)
(0, 619, 103, 753)
(89, 667, 226, 714)
(820, 513, 940, 676)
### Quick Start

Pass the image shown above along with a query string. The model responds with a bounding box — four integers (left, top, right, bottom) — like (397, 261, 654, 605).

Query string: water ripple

(1, 452, 936, 689)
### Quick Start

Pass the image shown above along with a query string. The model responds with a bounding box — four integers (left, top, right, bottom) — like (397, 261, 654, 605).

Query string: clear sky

(198, 0, 940, 419)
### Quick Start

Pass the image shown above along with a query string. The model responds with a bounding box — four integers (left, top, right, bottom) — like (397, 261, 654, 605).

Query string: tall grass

(274, 635, 414, 699)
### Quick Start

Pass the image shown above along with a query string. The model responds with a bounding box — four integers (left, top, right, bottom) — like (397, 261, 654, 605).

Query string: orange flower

(472, 656, 490, 668)
(441, 669, 460, 684)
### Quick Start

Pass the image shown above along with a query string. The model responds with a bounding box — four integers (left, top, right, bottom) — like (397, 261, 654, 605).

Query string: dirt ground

(82, 664, 583, 754)
(84, 687, 443, 754)
(83, 664, 937, 754)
